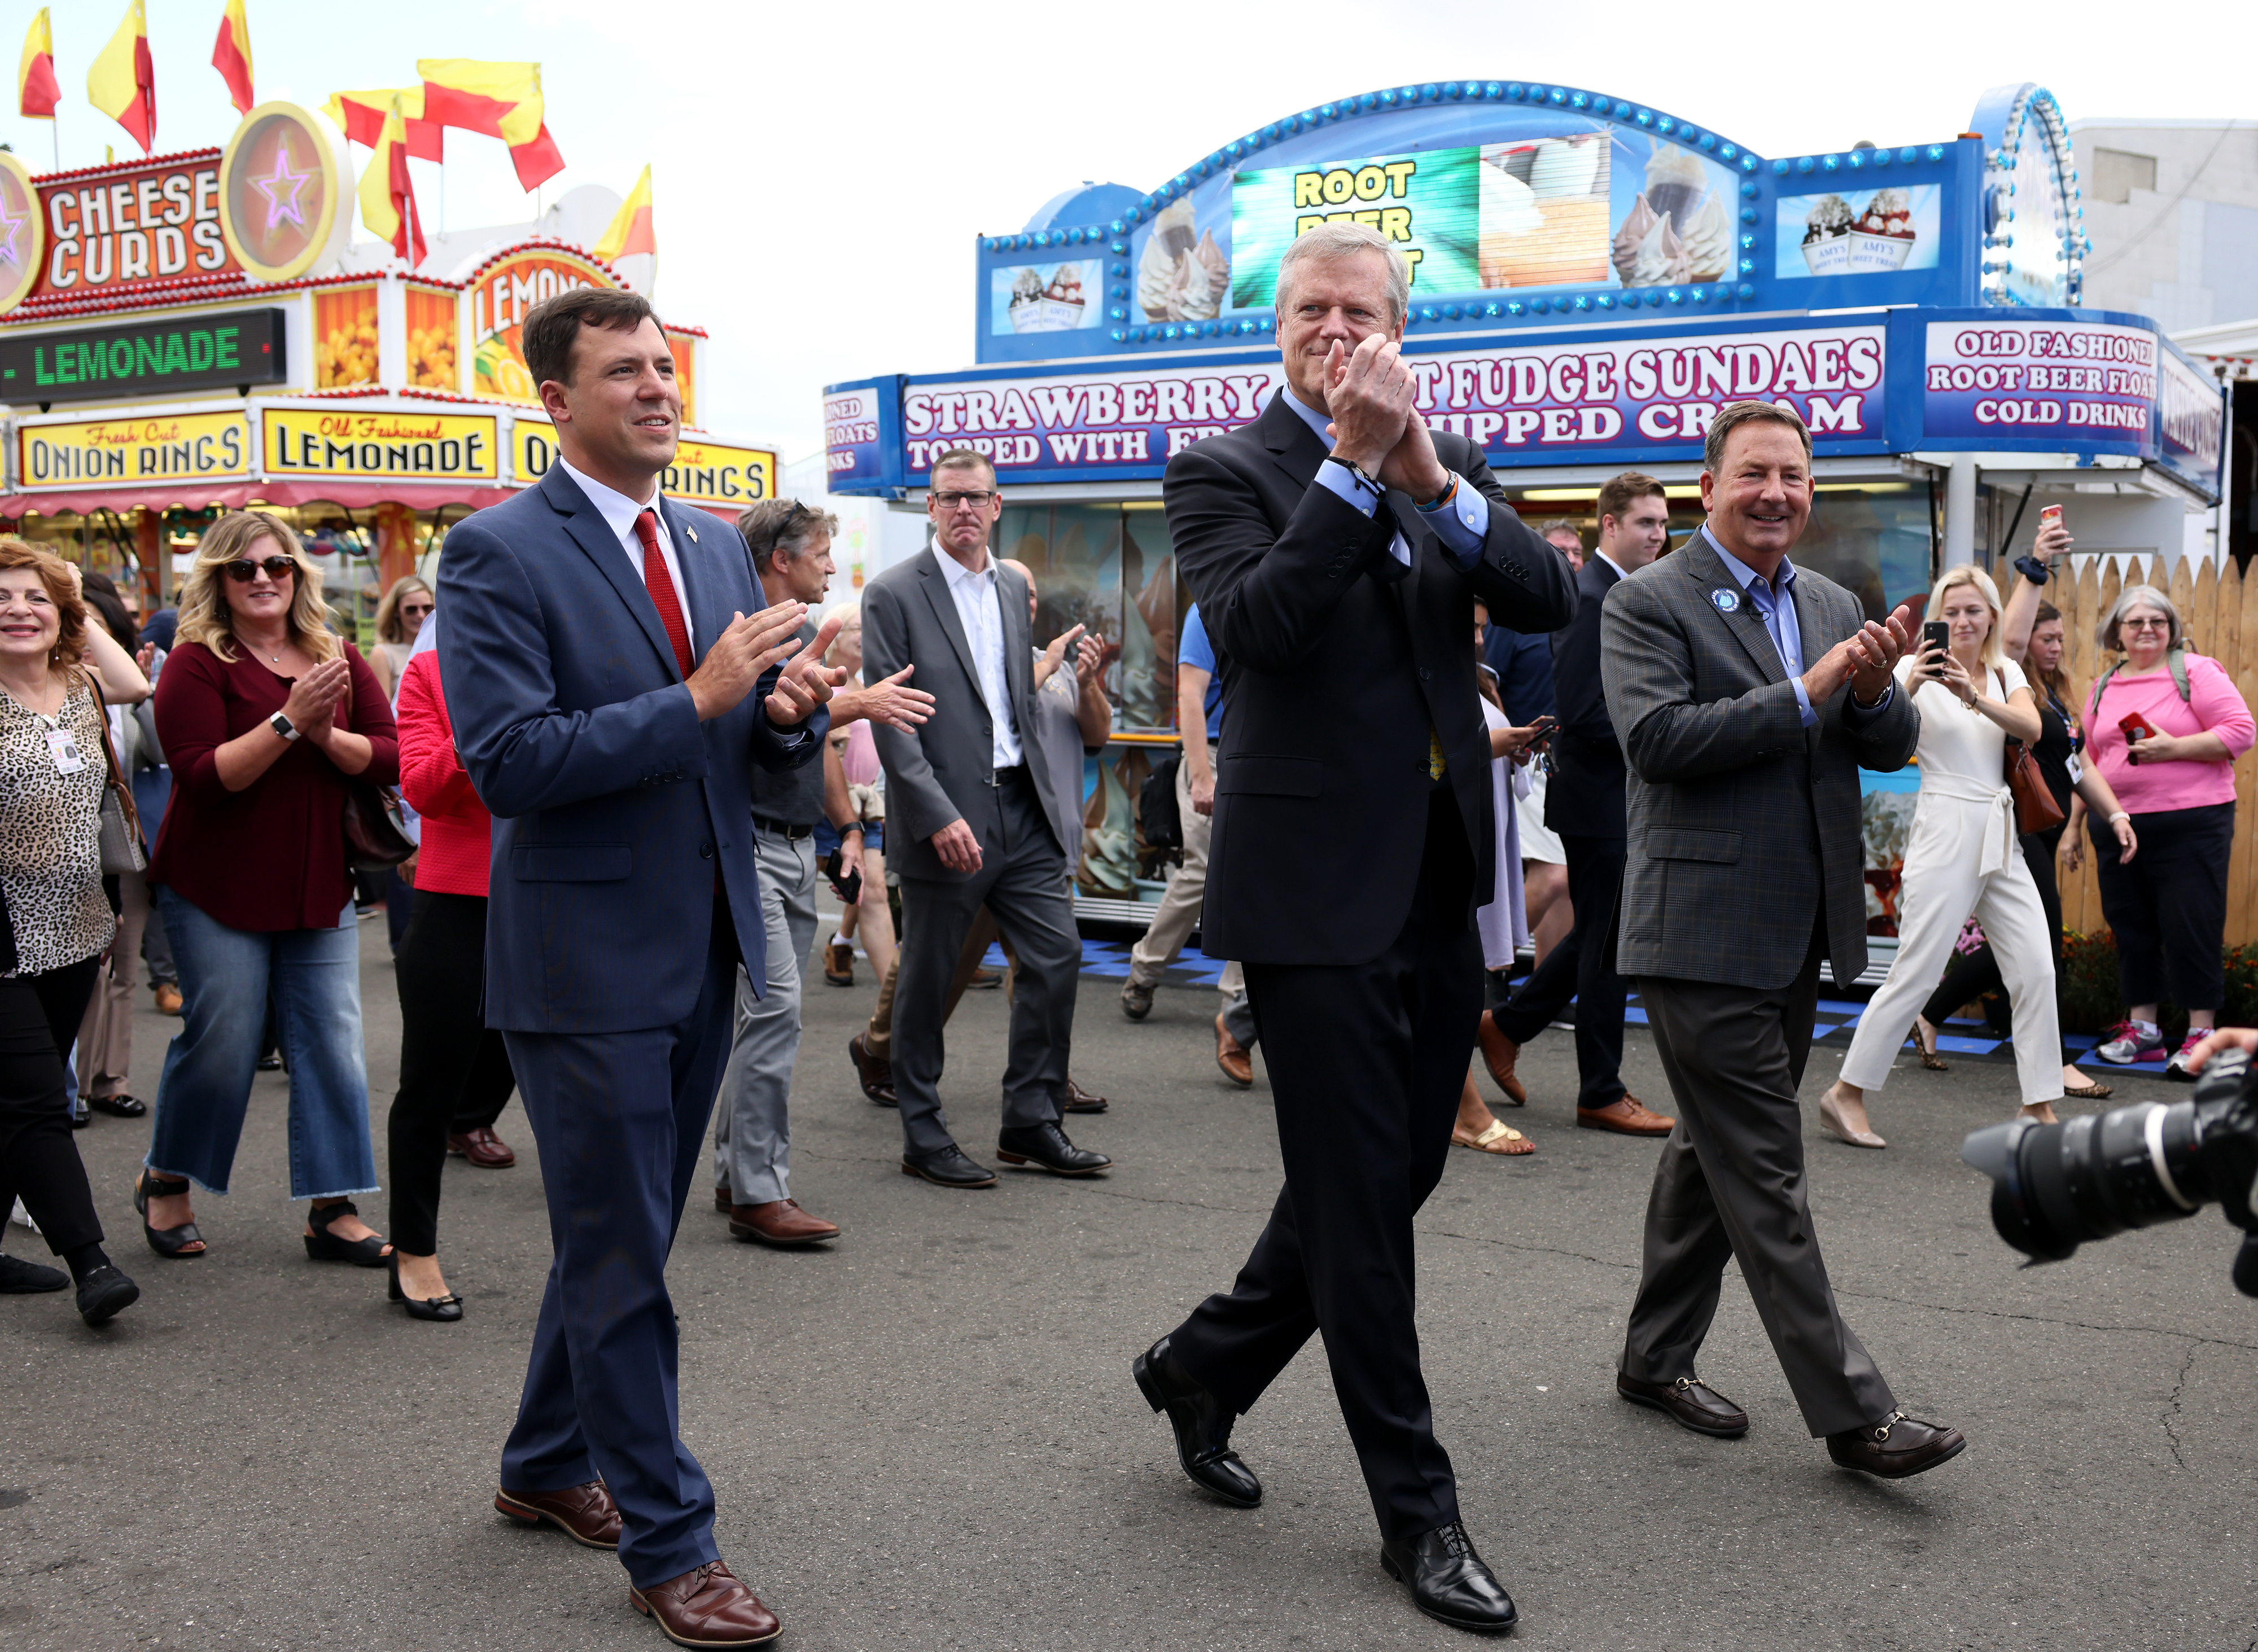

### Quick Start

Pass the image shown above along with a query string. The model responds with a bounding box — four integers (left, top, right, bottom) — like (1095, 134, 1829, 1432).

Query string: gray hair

(2098, 582, 2185, 653)
(739, 497, 838, 571)
(1702, 399, 1811, 472)
(1275, 222, 1410, 327)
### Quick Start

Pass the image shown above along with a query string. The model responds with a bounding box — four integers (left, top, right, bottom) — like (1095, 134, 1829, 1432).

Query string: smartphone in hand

(1526, 714, 1559, 750)
(2119, 711, 2156, 764)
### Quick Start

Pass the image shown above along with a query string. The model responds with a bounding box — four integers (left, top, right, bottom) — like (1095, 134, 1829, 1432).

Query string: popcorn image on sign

(1801, 194, 1855, 277)
(1848, 187, 1919, 272)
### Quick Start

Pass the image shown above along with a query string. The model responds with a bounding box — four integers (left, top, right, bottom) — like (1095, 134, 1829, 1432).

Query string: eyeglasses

(2121, 616, 2171, 632)
(933, 490, 996, 510)
(223, 556, 296, 584)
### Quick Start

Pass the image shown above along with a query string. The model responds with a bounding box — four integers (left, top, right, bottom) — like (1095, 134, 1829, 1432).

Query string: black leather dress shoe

(901, 1145, 998, 1189)
(1380, 1520, 1518, 1633)
(1132, 1335, 1261, 1508)
(89, 1093, 147, 1118)
(1827, 1411, 1966, 1479)
(996, 1121, 1110, 1176)
(1617, 1371, 1749, 1438)
(75, 1264, 139, 1326)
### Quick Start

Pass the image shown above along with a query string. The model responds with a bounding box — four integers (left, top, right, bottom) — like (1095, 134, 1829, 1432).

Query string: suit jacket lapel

(918, 550, 987, 709)
(541, 467, 683, 681)
(655, 495, 727, 664)
(1261, 391, 1329, 489)
(1790, 569, 1833, 751)
(1681, 532, 1786, 687)
(997, 562, 1032, 716)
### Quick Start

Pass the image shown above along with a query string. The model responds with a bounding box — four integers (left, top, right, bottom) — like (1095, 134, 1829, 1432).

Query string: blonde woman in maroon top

(138, 511, 400, 1265)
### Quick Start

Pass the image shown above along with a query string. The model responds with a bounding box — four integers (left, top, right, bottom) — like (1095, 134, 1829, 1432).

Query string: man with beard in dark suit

(1130, 221, 1574, 1635)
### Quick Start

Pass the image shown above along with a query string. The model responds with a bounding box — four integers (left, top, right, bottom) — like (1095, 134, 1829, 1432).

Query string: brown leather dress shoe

(629, 1559, 781, 1648)
(1577, 1094, 1675, 1136)
(447, 1126, 517, 1168)
(152, 983, 183, 1016)
(849, 1034, 897, 1107)
(714, 1184, 732, 1214)
(728, 1199, 839, 1247)
(495, 1480, 622, 1549)
(1475, 1012, 1526, 1105)
(1061, 1077, 1109, 1113)
(1617, 1371, 1749, 1437)
(1827, 1412, 1967, 1479)
(1215, 1014, 1254, 1088)
(823, 940, 854, 986)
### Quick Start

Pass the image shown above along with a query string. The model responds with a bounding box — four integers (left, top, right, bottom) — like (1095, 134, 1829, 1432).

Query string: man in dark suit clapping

(1131, 222, 1573, 1635)
(1481, 472, 1676, 1134)
(1601, 401, 1966, 1480)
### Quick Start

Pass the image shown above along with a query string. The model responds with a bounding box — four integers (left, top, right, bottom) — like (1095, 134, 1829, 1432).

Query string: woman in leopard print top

(0, 537, 151, 1324)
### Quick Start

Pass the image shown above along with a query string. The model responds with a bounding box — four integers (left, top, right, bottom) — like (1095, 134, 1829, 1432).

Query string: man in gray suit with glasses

(1601, 399, 1966, 1481)
(860, 448, 1110, 1190)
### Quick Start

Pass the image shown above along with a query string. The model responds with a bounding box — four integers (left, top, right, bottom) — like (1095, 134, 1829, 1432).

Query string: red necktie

(634, 509, 693, 678)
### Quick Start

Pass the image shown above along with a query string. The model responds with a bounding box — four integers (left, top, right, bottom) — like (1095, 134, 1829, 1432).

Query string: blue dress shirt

(1279, 387, 1489, 569)
(1700, 524, 1892, 729)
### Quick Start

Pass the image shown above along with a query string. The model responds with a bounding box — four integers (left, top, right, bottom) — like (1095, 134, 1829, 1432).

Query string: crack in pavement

(2161, 1342, 2198, 1468)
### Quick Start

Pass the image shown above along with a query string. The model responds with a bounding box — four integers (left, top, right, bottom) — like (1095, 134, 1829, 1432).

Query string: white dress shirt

(938, 545, 1023, 768)
(559, 457, 694, 652)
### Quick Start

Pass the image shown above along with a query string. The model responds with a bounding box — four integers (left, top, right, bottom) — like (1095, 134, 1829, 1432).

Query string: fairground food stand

(826, 79, 2230, 936)
(0, 100, 774, 636)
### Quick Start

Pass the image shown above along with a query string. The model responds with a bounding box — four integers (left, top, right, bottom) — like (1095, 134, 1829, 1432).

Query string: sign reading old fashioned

(17, 410, 255, 490)
(217, 103, 349, 283)
(516, 415, 774, 507)
(469, 246, 619, 404)
(265, 407, 500, 481)
(33, 152, 239, 303)
(0, 308, 286, 406)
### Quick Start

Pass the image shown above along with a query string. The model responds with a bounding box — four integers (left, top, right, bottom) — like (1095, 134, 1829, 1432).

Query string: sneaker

(2094, 1020, 2164, 1065)
(2165, 1033, 2209, 1082)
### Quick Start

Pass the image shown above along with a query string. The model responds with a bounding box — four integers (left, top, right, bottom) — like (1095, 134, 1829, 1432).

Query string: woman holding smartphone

(2078, 584, 2255, 1076)
(1821, 565, 2061, 1147)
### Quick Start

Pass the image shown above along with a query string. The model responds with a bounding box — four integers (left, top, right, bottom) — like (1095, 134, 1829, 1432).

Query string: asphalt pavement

(5, 917, 2256, 1651)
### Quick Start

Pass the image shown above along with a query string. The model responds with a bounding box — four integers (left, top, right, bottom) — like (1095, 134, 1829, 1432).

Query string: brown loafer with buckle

(1577, 1094, 1675, 1136)
(1061, 1077, 1109, 1114)
(849, 1033, 897, 1107)
(1827, 1411, 1966, 1479)
(728, 1198, 839, 1247)
(495, 1479, 623, 1549)
(629, 1559, 781, 1647)
(1617, 1371, 1749, 1438)
(447, 1126, 517, 1168)
(1215, 1014, 1254, 1088)
(1475, 1012, 1526, 1105)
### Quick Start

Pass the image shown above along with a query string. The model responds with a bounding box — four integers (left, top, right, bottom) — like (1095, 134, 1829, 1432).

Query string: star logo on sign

(250, 138, 313, 231)
(0, 196, 25, 268)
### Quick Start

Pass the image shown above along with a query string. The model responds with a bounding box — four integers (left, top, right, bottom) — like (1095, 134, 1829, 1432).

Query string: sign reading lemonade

(468, 246, 620, 404)
(266, 407, 500, 480)
(18, 410, 254, 489)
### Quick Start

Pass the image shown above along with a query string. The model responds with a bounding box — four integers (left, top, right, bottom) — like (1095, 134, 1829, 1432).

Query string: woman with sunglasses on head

(2078, 584, 2255, 1077)
(0, 538, 149, 1324)
(135, 511, 400, 1267)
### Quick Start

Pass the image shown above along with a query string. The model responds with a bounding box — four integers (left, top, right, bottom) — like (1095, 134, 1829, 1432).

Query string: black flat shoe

(0, 1254, 67, 1292)
(1380, 1520, 1519, 1633)
(134, 1171, 206, 1259)
(996, 1121, 1111, 1176)
(75, 1264, 139, 1326)
(1133, 1335, 1261, 1508)
(901, 1145, 997, 1189)
(387, 1252, 463, 1322)
(304, 1199, 392, 1267)
(89, 1094, 148, 1118)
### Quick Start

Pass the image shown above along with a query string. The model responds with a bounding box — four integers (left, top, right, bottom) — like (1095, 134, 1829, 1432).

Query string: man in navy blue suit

(440, 288, 835, 1649)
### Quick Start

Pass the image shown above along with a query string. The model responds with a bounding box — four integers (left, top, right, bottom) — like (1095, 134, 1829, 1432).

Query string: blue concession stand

(826, 80, 2229, 924)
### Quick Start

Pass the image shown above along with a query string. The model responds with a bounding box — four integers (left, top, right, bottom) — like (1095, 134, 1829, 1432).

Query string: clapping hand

(847, 664, 934, 733)
(281, 656, 352, 740)
(686, 598, 809, 721)
(1804, 604, 1914, 706)
(766, 615, 848, 726)
(1074, 632, 1105, 682)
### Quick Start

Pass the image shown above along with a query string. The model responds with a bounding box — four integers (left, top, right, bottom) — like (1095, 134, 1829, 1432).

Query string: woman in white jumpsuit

(1821, 566, 2061, 1147)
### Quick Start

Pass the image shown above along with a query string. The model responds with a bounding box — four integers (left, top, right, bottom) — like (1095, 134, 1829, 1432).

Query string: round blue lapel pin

(1710, 588, 1741, 614)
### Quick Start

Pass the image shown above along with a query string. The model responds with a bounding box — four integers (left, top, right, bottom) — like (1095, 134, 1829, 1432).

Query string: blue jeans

(145, 889, 378, 1200)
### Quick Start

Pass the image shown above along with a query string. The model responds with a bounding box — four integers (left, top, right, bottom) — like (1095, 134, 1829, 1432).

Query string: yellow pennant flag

(593, 166, 654, 263)
(87, 0, 156, 155)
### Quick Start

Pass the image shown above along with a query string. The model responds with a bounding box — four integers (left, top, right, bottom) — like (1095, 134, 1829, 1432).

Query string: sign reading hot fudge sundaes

(898, 321, 1888, 479)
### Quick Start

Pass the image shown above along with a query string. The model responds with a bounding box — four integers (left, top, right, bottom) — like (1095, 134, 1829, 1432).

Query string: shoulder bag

(80, 671, 147, 874)
(331, 648, 417, 871)
(1998, 669, 2066, 836)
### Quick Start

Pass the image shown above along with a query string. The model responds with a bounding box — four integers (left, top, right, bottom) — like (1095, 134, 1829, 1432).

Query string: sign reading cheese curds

(266, 407, 500, 480)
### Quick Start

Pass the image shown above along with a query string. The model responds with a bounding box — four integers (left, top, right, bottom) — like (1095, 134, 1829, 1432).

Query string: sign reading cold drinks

(1922, 321, 2158, 439)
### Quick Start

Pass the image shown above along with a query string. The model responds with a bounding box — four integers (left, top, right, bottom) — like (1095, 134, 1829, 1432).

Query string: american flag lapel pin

(688, 526, 699, 544)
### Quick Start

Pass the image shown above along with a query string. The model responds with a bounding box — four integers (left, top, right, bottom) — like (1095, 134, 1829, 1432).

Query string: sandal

(1911, 1019, 1949, 1072)
(133, 1170, 207, 1259)
(1452, 1119, 1535, 1156)
(304, 1199, 393, 1267)
(2063, 1074, 2113, 1100)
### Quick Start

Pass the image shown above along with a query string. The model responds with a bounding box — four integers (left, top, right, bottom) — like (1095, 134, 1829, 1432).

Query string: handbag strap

(76, 668, 142, 836)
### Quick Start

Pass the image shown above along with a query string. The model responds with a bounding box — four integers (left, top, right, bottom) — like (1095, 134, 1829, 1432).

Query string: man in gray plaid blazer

(1599, 401, 1967, 1481)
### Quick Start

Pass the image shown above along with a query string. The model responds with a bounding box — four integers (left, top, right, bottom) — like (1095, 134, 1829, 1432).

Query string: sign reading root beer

(266, 407, 499, 480)
(17, 410, 253, 489)
(516, 415, 773, 507)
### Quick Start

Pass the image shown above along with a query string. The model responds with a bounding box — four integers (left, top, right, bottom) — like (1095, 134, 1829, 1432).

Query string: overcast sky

(11, 0, 2247, 464)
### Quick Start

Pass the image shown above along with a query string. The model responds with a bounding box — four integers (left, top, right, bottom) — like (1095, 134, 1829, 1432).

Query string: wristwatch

(1325, 453, 1384, 499)
(2014, 554, 2051, 587)
(268, 710, 300, 742)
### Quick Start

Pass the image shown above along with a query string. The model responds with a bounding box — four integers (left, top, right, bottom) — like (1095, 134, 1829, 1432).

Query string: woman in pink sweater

(2080, 584, 2256, 1076)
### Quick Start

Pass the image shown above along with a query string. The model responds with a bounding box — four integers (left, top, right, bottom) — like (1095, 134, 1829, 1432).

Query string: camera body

(1961, 1049, 2258, 1295)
